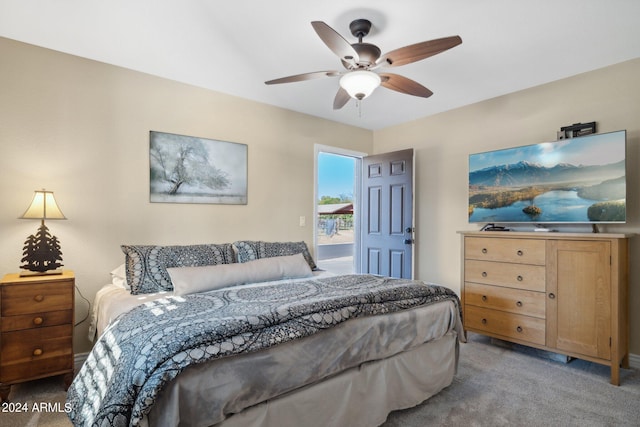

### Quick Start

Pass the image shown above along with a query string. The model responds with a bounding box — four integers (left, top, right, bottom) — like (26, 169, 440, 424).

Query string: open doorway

(314, 146, 364, 274)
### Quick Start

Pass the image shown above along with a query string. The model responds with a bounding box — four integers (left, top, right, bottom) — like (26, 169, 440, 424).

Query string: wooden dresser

(0, 271, 74, 401)
(459, 232, 629, 385)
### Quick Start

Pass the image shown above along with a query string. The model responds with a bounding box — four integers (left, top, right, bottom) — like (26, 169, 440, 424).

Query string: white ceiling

(1, 0, 640, 130)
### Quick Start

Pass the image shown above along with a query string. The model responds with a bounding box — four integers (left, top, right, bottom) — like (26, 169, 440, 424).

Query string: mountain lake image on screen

(468, 130, 626, 224)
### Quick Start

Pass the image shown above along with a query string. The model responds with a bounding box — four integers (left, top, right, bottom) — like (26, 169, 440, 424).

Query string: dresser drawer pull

(516, 326, 523, 333)
(481, 295, 488, 302)
(33, 317, 44, 325)
(481, 272, 487, 277)
(33, 348, 44, 357)
(516, 301, 523, 307)
(517, 250, 523, 256)
(34, 295, 45, 302)
(481, 248, 487, 254)
(549, 293, 556, 299)
(481, 318, 487, 325)
(516, 275, 523, 281)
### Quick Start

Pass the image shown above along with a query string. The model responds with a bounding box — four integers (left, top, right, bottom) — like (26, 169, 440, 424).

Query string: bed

(67, 241, 463, 427)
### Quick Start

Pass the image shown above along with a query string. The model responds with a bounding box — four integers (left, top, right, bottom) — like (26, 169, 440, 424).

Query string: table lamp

(19, 189, 66, 275)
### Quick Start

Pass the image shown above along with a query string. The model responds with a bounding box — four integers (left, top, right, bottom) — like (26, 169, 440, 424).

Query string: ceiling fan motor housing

(342, 43, 381, 68)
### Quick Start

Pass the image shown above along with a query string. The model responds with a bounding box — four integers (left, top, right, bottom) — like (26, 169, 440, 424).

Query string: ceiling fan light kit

(339, 70, 381, 100)
(265, 18, 462, 110)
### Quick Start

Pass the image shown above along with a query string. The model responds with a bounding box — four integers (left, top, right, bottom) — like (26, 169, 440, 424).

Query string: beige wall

(2, 35, 639, 359)
(0, 37, 372, 352)
(373, 58, 640, 355)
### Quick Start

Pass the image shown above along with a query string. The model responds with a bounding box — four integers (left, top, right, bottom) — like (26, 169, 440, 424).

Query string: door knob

(404, 239, 414, 244)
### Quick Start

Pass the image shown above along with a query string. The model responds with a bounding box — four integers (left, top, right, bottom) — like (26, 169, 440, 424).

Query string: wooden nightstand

(0, 271, 74, 401)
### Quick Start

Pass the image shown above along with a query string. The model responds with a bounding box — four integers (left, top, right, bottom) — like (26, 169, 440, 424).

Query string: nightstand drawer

(0, 355, 72, 383)
(1, 281, 73, 315)
(465, 282, 545, 318)
(1, 309, 73, 332)
(0, 325, 73, 365)
(464, 259, 545, 291)
(465, 237, 545, 265)
(465, 305, 545, 345)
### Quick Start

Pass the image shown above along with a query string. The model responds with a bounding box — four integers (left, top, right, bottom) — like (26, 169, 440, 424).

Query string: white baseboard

(629, 352, 640, 370)
(74, 352, 89, 372)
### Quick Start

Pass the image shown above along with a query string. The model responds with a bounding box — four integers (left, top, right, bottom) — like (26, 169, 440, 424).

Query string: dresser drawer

(465, 237, 545, 265)
(465, 282, 545, 319)
(465, 305, 545, 346)
(464, 259, 545, 291)
(1, 309, 73, 332)
(1, 281, 73, 316)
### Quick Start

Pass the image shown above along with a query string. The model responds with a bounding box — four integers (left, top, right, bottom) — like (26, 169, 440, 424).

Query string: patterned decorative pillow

(121, 243, 237, 295)
(233, 240, 317, 270)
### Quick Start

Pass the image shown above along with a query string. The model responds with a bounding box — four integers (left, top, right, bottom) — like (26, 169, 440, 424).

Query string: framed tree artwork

(150, 131, 248, 204)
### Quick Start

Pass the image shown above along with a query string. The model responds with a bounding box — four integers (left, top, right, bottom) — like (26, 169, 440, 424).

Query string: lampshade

(21, 190, 66, 220)
(19, 189, 66, 275)
(339, 70, 381, 100)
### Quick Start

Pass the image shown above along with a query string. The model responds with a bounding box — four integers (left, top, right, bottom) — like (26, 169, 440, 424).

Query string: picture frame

(149, 131, 248, 204)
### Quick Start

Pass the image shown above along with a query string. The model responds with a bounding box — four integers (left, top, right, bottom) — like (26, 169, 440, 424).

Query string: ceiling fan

(265, 19, 462, 110)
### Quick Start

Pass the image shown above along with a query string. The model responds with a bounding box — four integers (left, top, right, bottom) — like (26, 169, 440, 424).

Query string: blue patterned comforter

(67, 274, 460, 426)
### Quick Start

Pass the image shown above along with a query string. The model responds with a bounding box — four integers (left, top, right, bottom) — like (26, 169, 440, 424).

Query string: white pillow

(110, 264, 130, 290)
(167, 253, 313, 296)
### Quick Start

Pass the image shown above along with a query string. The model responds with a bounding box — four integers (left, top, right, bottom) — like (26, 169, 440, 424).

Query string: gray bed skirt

(144, 298, 461, 427)
(215, 332, 459, 427)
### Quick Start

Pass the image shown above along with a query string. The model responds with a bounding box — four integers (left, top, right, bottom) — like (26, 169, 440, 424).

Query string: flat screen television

(468, 130, 626, 224)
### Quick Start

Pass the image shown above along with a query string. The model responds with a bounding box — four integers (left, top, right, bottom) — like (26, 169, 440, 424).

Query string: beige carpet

(383, 334, 640, 426)
(2, 333, 639, 426)
(1, 375, 71, 426)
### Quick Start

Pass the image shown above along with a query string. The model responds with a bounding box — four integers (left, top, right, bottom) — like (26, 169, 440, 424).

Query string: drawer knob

(481, 248, 488, 254)
(549, 293, 556, 299)
(481, 318, 487, 325)
(517, 250, 523, 256)
(33, 317, 44, 325)
(516, 301, 523, 307)
(516, 326, 523, 333)
(33, 348, 43, 357)
(482, 295, 488, 302)
(482, 271, 487, 277)
(34, 295, 44, 302)
(517, 275, 523, 282)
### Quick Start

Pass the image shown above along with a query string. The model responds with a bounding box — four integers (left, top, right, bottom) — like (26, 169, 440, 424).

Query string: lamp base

(20, 222, 64, 275)
(19, 269, 64, 277)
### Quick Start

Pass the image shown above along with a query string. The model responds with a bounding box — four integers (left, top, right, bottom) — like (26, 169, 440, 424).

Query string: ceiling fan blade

(378, 35, 462, 67)
(333, 87, 351, 110)
(311, 21, 360, 65)
(265, 71, 340, 85)
(380, 73, 433, 98)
